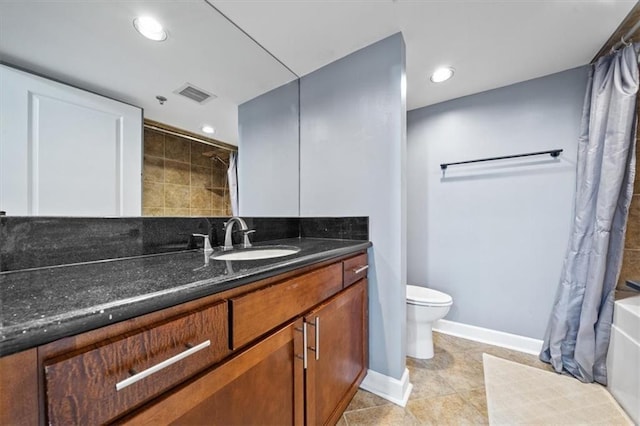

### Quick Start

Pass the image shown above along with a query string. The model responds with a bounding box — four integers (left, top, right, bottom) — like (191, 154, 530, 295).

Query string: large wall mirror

(0, 0, 298, 217)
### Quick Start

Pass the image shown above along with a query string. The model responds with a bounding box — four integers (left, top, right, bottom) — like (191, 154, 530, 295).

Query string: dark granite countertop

(0, 238, 371, 357)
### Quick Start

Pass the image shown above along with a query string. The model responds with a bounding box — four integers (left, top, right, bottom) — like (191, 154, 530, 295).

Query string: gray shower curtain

(540, 44, 638, 384)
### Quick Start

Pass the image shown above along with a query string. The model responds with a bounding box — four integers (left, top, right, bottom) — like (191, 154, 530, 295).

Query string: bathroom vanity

(0, 221, 370, 425)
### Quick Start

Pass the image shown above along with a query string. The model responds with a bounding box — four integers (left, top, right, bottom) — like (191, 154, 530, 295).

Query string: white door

(0, 65, 142, 216)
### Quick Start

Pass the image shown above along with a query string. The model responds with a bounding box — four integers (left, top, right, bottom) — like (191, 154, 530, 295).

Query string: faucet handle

(192, 233, 213, 252)
(241, 229, 255, 248)
(230, 228, 255, 236)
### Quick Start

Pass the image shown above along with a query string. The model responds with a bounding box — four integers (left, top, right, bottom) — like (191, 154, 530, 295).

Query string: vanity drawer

(230, 263, 343, 349)
(44, 301, 229, 425)
(343, 253, 368, 287)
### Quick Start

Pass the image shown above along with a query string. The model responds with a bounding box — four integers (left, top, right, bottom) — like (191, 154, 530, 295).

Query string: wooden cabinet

(0, 252, 368, 425)
(0, 348, 39, 426)
(122, 320, 306, 425)
(229, 263, 343, 350)
(305, 279, 368, 426)
(44, 301, 229, 425)
(343, 253, 368, 288)
(132, 260, 368, 426)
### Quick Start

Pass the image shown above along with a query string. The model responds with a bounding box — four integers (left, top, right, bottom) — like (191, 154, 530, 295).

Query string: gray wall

(300, 33, 407, 380)
(407, 66, 588, 339)
(238, 80, 299, 216)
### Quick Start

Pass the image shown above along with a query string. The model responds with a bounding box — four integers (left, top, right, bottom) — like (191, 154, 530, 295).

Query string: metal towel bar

(440, 149, 562, 172)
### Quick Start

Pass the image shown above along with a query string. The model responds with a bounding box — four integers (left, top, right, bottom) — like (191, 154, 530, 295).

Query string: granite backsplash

(0, 216, 368, 272)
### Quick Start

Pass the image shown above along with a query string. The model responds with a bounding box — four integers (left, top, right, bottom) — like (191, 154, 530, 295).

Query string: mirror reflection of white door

(0, 65, 142, 216)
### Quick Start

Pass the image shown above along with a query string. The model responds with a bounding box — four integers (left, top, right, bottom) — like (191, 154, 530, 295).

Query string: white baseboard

(432, 319, 543, 355)
(359, 367, 413, 407)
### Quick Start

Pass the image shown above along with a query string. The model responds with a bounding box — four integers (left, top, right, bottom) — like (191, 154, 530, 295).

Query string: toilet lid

(407, 285, 453, 306)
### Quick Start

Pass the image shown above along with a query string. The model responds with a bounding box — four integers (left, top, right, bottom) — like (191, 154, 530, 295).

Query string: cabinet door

(123, 319, 305, 426)
(305, 279, 368, 426)
(0, 349, 39, 425)
(0, 64, 142, 216)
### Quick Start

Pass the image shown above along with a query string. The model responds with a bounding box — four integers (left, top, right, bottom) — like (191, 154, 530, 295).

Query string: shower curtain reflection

(228, 151, 239, 216)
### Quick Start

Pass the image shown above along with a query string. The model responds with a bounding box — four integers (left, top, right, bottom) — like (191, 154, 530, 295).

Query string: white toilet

(406, 285, 453, 359)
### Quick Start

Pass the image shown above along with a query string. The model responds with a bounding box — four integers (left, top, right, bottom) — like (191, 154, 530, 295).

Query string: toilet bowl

(406, 285, 453, 359)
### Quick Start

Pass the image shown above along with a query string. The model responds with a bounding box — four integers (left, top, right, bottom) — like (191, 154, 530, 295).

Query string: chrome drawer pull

(302, 323, 308, 369)
(353, 265, 369, 274)
(307, 317, 320, 361)
(295, 325, 308, 369)
(315, 316, 320, 361)
(115, 340, 211, 391)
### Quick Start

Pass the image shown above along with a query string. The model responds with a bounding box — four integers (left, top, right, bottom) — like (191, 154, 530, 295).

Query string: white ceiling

(0, 1, 636, 145)
(213, 0, 636, 111)
(0, 1, 296, 146)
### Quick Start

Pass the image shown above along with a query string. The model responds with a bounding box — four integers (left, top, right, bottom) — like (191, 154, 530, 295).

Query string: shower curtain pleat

(540, 44, 638, 384)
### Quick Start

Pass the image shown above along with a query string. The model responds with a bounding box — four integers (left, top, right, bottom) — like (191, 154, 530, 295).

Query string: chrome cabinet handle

(307, 317, 320, 361)
(115, 340, 210, 391)
(353, 265, 369, 274)
(302, 322, 308, 369)
(295, 324, 308, 369)
(315, 317, 320, 360)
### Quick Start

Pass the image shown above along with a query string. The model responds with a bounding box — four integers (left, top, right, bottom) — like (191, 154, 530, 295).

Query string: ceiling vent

(174, 83, 217, 105)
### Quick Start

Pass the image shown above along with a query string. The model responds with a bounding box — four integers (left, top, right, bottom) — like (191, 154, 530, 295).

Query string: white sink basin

(211, 246, 300, 261)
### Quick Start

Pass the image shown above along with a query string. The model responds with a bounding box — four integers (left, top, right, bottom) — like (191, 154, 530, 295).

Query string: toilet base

(407, 321, 435, 359)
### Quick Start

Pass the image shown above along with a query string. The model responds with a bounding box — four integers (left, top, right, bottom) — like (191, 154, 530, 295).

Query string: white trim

(359, 368, 413, 407)
(433, 319, 543, 355)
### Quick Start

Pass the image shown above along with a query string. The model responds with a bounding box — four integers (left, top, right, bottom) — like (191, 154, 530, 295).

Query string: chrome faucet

(223, 217, 255, 250)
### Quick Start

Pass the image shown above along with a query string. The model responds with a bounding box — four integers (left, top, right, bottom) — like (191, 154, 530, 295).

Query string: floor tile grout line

(403, 403, 422, 425)
(342, 413, 350, 426)
(343, 403, 394, 415)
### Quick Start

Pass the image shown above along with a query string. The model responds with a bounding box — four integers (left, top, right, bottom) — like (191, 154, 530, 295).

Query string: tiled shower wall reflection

(142, 128, 233, 217)
(618, 102, 640, 290)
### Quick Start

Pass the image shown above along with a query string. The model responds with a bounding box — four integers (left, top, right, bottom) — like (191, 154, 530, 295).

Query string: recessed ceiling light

(133, 16, 167, 42)
(430, 67, 454, 83)
(201, 125, 216, 135)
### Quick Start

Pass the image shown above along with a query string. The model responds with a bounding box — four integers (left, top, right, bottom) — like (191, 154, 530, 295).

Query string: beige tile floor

(338, 331, 558, 426)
